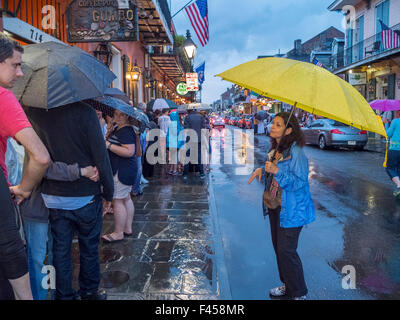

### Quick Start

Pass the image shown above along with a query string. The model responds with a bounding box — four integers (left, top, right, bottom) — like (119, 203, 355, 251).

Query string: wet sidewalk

(71, 166, 225, 300)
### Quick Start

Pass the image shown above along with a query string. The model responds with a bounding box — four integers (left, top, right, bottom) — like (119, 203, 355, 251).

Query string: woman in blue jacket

(249, 112, 315, 300)
(384, 110, 400, 197)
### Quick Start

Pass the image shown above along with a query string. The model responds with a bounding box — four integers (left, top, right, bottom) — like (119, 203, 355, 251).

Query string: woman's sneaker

(293, 295, 307, 300)
(269, 284, 286, 297)
(393, 187, 400, 197)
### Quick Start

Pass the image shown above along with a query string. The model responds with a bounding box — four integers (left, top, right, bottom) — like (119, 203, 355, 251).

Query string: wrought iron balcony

(329, 22, 400, 72)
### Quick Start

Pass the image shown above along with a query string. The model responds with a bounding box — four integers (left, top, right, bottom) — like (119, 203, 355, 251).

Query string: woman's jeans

(49, 196, 102, 300)
(268, 206, 308, 298)
(386, 150, 400, 180)
(23, 219, 49, 300)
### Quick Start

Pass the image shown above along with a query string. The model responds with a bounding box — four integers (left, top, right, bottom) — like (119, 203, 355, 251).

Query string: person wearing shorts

(102, 110, 141, 243)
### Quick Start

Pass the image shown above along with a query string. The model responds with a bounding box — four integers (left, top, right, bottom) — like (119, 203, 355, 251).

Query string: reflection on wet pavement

(101, 271, 130, 289)
(71, 166, 219, 300)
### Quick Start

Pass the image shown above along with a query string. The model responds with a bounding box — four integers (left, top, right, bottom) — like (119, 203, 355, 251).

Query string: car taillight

(330, 129, 344, 134)
(359, 130, 367, 134)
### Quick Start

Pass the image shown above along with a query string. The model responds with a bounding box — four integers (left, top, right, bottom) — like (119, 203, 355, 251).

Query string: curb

(208, 173, 233, 300)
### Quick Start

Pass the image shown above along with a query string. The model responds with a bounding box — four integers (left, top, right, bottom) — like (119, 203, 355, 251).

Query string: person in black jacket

(24, 102, 114, 300)
(183, 108, 207, 179)
(0, 170, 32, 300)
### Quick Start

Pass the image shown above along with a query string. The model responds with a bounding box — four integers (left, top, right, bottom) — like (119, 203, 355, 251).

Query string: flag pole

(172, 0, 195, 18)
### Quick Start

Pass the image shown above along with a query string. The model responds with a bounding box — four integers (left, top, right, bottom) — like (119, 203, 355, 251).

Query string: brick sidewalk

(71, 166, 220, 300)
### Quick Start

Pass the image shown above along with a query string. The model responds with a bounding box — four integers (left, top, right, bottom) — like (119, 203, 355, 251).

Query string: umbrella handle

(264, 102, 297, 189)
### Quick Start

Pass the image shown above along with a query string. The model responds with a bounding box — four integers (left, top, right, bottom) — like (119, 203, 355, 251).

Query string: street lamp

(183, 30, 197, 61)
(126, 60, 141, 104)
(126, 60, 141, 81)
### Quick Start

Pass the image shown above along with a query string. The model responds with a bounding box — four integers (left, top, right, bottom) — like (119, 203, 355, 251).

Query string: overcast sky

(170, 0, 345, 104)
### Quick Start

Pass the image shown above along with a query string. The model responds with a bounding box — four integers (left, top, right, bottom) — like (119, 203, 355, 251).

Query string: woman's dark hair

(270, 111, 305, 152)
(146, 111, 155, 122)
(0, 33, 24, 63)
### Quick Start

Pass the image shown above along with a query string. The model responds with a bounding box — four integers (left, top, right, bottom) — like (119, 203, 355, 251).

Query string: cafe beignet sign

(67, 0, 138, 42)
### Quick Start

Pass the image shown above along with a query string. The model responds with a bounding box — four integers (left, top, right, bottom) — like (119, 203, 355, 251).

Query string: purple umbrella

(370, 100, 400, 111)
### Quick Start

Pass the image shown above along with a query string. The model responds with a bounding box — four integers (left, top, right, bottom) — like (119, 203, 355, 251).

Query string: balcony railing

(329, 22, 400, 71)
(150, 45, 191, 74)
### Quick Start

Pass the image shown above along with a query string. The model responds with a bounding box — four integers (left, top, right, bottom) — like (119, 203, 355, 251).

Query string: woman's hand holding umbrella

(265, 161, 279, 174)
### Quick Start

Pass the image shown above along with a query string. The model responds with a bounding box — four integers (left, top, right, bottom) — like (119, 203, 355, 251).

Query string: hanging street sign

(66, 0, 139, 43)
(186, 73, 199, 92)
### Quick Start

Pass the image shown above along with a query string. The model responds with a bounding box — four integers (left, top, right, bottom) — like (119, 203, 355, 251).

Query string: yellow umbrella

(217, 57, 387, 138)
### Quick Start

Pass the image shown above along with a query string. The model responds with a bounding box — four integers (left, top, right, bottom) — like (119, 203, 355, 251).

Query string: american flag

(380, 20, 400, 50)
(185, 0, 209, 47)
(312, 58, 323, 68)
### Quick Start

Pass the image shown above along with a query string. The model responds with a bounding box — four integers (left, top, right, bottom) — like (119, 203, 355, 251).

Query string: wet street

(69, 125, 400, 300)
(211, 126, 400, 300)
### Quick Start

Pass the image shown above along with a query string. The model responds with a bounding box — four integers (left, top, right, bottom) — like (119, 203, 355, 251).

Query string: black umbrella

(11, 42, 116, 109)
(86, 96, 150, 133)
(104, 87, 130, 104)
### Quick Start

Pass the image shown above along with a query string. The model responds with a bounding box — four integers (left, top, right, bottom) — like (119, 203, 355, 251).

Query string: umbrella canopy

(11, 41, 116, 109)
(147, 98, 178, 111)
(217, 57, 387, 138)
(87, 96, 149, 133)
(104, 87, 130, 104)
(370, 100, 400, 112)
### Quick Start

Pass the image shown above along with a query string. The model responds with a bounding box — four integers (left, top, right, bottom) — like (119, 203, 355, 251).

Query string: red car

(244, 118, 252, 129)
(238, 118, 246, 128)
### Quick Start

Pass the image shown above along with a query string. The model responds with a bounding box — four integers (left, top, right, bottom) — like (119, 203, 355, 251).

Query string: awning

(137, 0, 173, 45)
(151, 53, 185, 83)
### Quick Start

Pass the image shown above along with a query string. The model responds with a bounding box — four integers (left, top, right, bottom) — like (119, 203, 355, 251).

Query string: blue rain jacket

(272, 142, 315, 228)
(167, 111, 184, 149)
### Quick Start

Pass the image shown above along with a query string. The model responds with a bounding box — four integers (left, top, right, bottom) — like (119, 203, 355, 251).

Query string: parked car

(212, 116, 225, 129)
(302, 119, 368, 150)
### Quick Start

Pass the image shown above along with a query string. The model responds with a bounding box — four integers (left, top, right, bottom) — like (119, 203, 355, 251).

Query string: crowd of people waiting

(0, 33, 211, 300)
